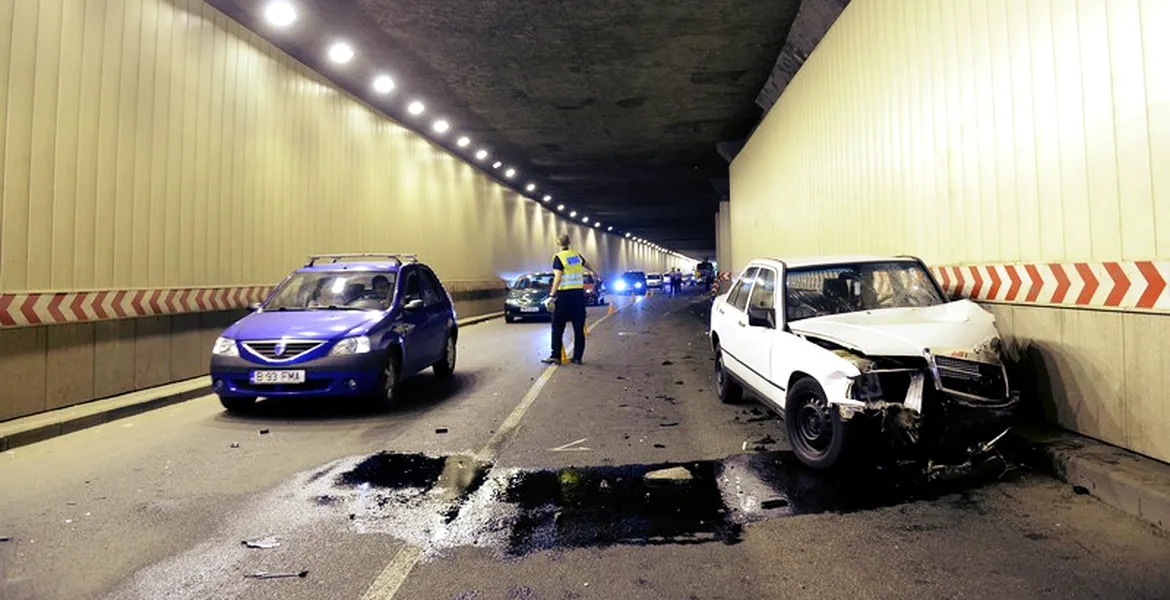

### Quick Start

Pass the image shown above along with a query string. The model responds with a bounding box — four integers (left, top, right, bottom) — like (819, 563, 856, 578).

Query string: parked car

(583, 271, 607, 306)
(709, 256, 1018, 472)
(610, 271, 648, 295)
(210, 254, 458, 412)
(646, 273, 664, 288)
(505, 272, 555, 323)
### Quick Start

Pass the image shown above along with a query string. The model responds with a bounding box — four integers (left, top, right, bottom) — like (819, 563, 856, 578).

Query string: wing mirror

(747, 305, 776, 329)
(404, 298, 425, 311)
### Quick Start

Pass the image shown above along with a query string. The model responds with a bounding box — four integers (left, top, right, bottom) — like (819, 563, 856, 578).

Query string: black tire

(714, 345, 744, 404)
(219, 396, 256, 413)
(370, 351, 401, 409)
(505, 314, 516, 323)
(433, 332, 457, 378)
(785, 377, 854, 469)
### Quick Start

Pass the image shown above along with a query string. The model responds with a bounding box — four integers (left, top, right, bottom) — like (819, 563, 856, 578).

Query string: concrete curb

(0, 377, 212, 452)
(1009, 423, 1170, 532)
(0, 311, 506, 452)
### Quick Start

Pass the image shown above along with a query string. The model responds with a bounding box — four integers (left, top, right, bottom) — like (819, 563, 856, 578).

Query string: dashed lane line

(361, 299, 633, 599)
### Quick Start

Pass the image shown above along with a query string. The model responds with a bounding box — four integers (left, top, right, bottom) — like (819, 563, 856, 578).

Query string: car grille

(242, 340, 323, 361)
(933, 355, 1008, 401)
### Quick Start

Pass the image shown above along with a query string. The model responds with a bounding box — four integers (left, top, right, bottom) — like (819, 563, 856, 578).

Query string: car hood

(223, 309, 384, 340)
(788, 300, 999, 357)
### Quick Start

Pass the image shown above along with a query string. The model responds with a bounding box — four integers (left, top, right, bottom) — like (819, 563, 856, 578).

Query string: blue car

(610, 271, 648, 295)
(209, 254, 458, 412)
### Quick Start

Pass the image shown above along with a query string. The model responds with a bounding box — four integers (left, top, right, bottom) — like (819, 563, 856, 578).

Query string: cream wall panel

(0, 0, 670, 294)
(1140, 0, 1170, 258)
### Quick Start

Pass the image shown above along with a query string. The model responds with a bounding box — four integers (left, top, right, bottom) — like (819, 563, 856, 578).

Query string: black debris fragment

(745, 416, 770, 423)
(660, 423, 679, 428)
(674, 381, 684, 385)
(1073, 485, 1090, 496)
(242, 536, 280, 549)
(661, 360, 673, 366)
(435, 428, 449, 434)
(617, 376, 626, 380)
(0, 536, 10, 542)
(230, 442, 240, 448)
(349, 513, 356, 520)
(245, 570, 309, 580)
(259, 429, 270, 435)
(762, 498, 789, 509)
(653, 444, 666, 449)
(618, 404, 629, 408)
(750, 408, 762, 416)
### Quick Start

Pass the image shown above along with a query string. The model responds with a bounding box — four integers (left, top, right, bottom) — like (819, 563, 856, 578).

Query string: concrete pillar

(716, 200, 731, 274)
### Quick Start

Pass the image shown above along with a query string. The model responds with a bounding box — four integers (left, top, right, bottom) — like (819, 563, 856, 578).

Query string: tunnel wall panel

(730, 0, 1170, 462)
(0, 0, 678, 419)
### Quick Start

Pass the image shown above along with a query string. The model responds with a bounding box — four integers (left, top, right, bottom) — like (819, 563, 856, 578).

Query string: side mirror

(747, 305, 776, 329)
(249, 302, 262, 311)
(404, 298, 425, 311)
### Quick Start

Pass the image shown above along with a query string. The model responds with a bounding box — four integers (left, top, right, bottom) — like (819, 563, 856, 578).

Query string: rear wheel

(785, 377, 855, 469)
(219, 396, 256, 413)
(433, 333, 457, 378)
(714, 345, 744, 404)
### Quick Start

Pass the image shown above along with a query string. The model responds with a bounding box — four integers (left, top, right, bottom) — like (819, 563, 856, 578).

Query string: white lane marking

(360, 544, 422, 600)
(549, 437, 591, 452)
(365, 299, 628, 599)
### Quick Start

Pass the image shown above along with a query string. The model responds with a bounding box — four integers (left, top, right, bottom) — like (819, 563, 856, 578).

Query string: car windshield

(264, 271, 397, 311)
(624, 272, 645, 279)
(583, 274, 595, 284)
(515, 274, 554, 290)
(785, 261, 944, 321)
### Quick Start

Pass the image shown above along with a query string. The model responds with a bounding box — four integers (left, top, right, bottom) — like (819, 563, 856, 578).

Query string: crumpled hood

(788, 300, 999, 357)
(224, 310, 384, 341)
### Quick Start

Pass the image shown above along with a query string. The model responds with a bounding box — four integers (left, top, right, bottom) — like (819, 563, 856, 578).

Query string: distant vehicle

(696, 259, 715, 286)
(210, 254, 457, 412)
(610, 271, 648, 295)
(505, 272, 555, 323)
(583, 271, 607, 306)
(684, 273, 696, 286)
(646, 273, 664, 288)
(710, 256, 1018, 472)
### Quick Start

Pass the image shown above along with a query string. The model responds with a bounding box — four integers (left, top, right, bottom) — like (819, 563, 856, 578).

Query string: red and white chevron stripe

(0, 286, 275, 328)
(931, 261, 1170, 312)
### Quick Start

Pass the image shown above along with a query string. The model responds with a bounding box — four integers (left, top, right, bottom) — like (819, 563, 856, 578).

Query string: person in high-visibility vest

(543, 233, 594, 365)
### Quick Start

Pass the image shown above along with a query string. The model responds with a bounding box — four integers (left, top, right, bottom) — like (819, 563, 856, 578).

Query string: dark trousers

(551, 289, 587, 360)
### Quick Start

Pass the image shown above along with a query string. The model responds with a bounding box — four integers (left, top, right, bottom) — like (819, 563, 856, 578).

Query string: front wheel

(785, 378, 854, 469)
(219, 396, 256, 413)
(369, 352, 401, 410)
(505, 314, 516, 323)
(714, 346, 744, 404)
(433, 333, 457, 378)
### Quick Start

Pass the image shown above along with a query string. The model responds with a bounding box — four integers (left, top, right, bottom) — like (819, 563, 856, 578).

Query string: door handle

(718, 308, 726, 314)
(737, 321, 746, 327)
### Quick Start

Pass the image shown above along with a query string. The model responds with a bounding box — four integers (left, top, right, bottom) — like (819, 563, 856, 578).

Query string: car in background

(505, 272, 555, 323)
(583, 271, 607, 306)
(646, 273, 664, 289)
(210, 254, 458, 412)
(709, 256, 1017, 473)
(610, 271, 648, 295)
(684, 273, 696, 286)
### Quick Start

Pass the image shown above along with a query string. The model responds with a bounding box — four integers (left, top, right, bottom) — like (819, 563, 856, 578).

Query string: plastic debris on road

(244, 570, 308, 580)
(242, 536, 281, 549)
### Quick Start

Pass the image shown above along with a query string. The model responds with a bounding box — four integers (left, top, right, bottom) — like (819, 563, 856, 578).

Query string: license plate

(520, 307, 540, 313)
(250, 370, 306, 385)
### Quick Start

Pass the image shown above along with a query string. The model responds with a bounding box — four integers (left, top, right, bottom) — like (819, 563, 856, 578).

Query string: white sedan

(709, 256, 1017, 470)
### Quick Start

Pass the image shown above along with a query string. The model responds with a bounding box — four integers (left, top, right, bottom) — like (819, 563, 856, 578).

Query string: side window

(419, 269, 443, 306)
(401, 271, 422, 302)
(748, 268, 776, 310)
(728, 268, 758, 312)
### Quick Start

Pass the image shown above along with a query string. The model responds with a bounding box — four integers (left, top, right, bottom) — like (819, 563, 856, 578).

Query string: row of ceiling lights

(259, 1, 678, 255)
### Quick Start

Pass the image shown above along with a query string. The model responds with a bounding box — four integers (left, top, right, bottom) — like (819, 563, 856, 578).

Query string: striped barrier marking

(929, 261, 1170, 312)
(0, 286, 275, 328)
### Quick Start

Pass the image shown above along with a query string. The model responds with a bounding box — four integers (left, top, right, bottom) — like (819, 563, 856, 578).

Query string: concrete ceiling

(209, 0, 813, 256)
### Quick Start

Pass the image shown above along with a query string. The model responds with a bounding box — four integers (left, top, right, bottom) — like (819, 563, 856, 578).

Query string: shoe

(541, 356, 561, 364)
(570, 358, 583, 365)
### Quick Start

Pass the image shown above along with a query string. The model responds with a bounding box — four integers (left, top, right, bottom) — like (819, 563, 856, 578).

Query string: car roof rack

(305, 253, 419, 267)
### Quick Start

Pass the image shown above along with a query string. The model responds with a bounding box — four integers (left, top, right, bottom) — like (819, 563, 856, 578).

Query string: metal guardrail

(305, 253, 419, 267)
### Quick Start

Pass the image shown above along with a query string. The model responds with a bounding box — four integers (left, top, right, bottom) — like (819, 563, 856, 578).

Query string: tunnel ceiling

(210, 0, 806, 256)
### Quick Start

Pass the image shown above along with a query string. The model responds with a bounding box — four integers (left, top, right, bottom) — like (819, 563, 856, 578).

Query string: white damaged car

(710, 256, 1018, 472)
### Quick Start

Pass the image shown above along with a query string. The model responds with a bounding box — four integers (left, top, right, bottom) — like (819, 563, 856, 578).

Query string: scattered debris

(745, 416, 770, 423)
(653, 444, 666, 449)
(659, 422, 679, 428)
(644, 466, 693, 484)
(749, 408, 762, 416)
(761, 498, 789, 509)
(259, 429, 270, 435)
(0, 535, 10, 542)
(661, 360, 674, 366)
(618, 403, 629, 408)
(435, 428, 449, 434)
(617, 376, 626, 380)
(674, 381, 684, 385)
(349, 513, 356, 520)
(230, 442, 240, 448)
(242, 536, 281, 549)
(245, 570, 309, 580)
(599, 480, 611, 490)
(1073, 485, 1090, 496)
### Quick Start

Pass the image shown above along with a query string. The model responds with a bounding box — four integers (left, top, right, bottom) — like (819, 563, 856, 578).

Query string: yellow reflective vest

(554, 249, 586, 290)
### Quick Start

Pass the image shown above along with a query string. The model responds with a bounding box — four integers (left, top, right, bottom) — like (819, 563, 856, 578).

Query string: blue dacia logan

(209, 254, 457, 412)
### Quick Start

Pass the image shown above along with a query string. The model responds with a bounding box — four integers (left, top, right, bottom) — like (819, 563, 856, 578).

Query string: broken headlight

(850, 372, 883, 401)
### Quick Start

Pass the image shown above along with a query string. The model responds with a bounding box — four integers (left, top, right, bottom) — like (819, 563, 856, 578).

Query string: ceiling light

(504, 168, 516, 179)
(525, 183, 536, 192)
(475, 149, 489, 160)
(456, 136, 470, 147)
(625, 233, 631, 238)
(327, 41, 355, 64)
(594, 222, 600, 228)
(264, 0, 297, 28)
(491, 161, 502, 169)
(432, 120, 450, 134)
(557, 204, 565, 211)
(570, 210, 578, 218)
(372, 74, 395, 94)
(542, 195, 551, 202)
(407, 101, 425, 115)
(608, 226, 613, 231)
(583, 216, 590, 223)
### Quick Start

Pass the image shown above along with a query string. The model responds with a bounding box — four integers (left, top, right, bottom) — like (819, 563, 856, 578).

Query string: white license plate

(250, 370, 306, 385)
(520, 307, 540, 313)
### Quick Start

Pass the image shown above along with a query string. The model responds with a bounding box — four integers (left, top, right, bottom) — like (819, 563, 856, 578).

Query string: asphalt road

(1, 289, 1168, 600)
